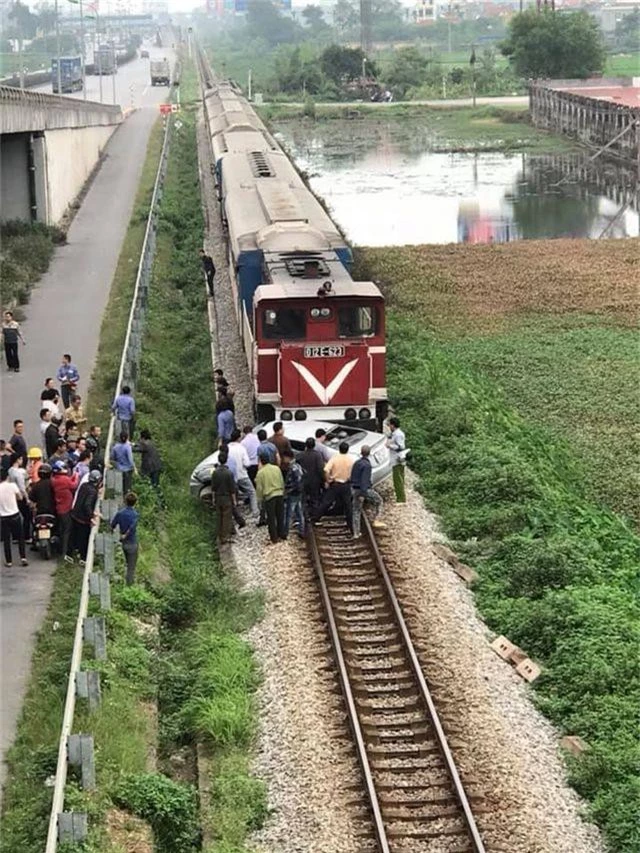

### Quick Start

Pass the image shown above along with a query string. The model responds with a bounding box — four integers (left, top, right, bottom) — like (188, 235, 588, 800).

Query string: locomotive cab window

(262, 308, 306, 340)
(338, 305, 377, 337)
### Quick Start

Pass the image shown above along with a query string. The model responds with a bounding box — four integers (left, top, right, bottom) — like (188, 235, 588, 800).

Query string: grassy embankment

(114, 98, 266, 852)
(0, 120, 165, 853)
(355, 240, 639, 852)
(2, 63, 266, 852)
(1, 221, 66, 311)
(264, 103, 574, 154)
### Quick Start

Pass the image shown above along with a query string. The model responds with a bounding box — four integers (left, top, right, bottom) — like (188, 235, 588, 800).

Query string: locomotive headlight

(281, 410, 293, 421)
(344, 408, 357, 420)
(310, 308, 320, 318)
(320, 307, 331, 317)
(294, 410, 307, 421)
(358, 408, 371, 420)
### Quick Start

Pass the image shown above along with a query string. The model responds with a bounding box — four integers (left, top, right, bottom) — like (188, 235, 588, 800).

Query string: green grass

(605, 52, 640, 76)
(440, 318, 640, 524)
(0, 221, 66, 311)
(357, 244, 640, 852)
(127, 84, 266, 851)
(266, 104, 573, 154)
(0, 120, 165, 853)
(0, 51, 50, 75)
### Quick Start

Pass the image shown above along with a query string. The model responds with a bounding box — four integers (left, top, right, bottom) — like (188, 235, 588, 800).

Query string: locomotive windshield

(263, 308, 306, 340)
(338, 305, 378, 337)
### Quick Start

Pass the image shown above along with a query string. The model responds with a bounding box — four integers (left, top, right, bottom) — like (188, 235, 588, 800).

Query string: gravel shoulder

(196, 106, 371, 851)
(374, 474, 605, 853)
(195, 103, 604, 853)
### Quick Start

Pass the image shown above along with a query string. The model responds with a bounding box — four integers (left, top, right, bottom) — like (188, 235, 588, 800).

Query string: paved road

(32, 40, 175, 109)
(0, 55, 170, 793)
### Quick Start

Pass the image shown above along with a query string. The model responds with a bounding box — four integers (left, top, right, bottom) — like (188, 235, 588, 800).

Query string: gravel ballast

(195, 102, 604, 853)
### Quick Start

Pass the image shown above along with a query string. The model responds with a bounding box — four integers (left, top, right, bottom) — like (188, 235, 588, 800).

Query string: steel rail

(308, 517, 487, 853)
(361, 513, 487, 853)
(307, 526, 391, 853)
(44, 108, 173, 853)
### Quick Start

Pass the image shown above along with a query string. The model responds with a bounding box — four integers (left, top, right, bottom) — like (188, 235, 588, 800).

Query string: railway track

(194, 41, 487, 851)
(309, 515, 487, 853)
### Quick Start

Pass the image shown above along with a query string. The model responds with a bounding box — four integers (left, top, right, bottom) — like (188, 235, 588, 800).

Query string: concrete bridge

(0, 85, 122, 225)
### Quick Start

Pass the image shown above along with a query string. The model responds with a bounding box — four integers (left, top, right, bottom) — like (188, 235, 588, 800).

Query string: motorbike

(34, 514, 57, 560)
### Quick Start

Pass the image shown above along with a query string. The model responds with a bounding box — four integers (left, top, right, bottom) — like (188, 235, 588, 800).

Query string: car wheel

(199, 485, 213, 505)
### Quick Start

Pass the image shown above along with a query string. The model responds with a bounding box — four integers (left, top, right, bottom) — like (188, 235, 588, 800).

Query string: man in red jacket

(51, 461, 78, 561)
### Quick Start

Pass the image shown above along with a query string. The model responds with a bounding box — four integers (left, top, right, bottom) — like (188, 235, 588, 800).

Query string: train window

(338, 305, 378, 337)
(262, 308, 306, 340)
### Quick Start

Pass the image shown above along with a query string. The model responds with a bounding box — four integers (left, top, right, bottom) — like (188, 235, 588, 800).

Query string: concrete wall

(42, 124, 116, 223)
(0, 85, 122, 134)
(0, 133, 31, 221)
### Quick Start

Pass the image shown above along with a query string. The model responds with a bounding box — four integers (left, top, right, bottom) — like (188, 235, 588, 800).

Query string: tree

(332, 0, 359, 37)
(320, 44, 375, 84)
(274, 44, 324, 94)
(8, 0, 39, 42)
(246, 0, 301, 46)
(36, 2, 56, 35)
(501, 9, 605, 79)
(385, 46, 428, 97)
(301, 4, 325, 28)
(613, 8, 640, 53)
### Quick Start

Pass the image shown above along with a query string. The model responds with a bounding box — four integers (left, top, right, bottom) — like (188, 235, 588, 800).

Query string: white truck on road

(150, 58, 171, 86)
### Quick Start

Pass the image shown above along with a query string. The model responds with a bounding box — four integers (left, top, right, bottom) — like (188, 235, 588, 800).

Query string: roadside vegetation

(2, 61, 266, 852)
(355, 241, 640, 852)
(0, 221, 66, 311)
(119, 100, 266, 852)
(0, 118, 165, 853)
(266, 103, 574, 155)
(197, 0, 637, 103)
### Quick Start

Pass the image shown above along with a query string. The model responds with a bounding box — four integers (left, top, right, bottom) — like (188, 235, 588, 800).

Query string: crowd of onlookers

(211, 368, 407, 546)
(1, 352, 162, 582)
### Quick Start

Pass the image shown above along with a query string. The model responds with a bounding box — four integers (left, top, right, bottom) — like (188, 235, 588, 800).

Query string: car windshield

(325, 426, 368, 448)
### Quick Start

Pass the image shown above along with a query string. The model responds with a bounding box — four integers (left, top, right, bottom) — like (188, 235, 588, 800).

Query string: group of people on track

(210, 368, 408, 546)
(1, 347, 162, 582)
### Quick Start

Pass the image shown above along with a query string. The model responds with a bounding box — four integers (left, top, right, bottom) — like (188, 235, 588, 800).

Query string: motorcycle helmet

(52, 460, 67, 473)
(88, 470, 102, 485)
(28, 446, 42, 459)
(39, 463, 52, 478)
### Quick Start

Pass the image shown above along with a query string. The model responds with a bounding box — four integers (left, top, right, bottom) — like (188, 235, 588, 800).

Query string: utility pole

(97, 11, 103, 103)
(248, 67, 252, 101)
(80, 0, 86, 99)
(360, 0, 372, 54)
(55, 0, 62, 95)
(16, 2, 25, 90)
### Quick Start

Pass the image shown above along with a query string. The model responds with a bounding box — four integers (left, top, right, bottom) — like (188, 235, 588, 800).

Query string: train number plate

(304, 345, 345, 358)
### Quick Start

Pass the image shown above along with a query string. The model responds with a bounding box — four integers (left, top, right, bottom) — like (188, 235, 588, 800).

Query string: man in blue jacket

(111, 385, 136, 439)
(351, 445, 386, 539)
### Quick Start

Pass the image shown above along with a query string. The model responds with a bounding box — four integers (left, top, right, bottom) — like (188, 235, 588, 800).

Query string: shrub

(114, 772, 200, 853)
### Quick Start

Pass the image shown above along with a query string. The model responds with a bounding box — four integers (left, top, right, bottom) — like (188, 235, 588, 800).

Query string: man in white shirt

(227, 429, 258, 516)
(314, 428, 332, 463)
(240, 425, 260, 484)
(386, 416, 406, 503)
(0, 468, 28, 566)
(40, 408, 52, 451)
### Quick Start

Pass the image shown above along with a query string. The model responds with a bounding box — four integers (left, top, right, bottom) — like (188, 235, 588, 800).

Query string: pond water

(275, 123, 639, 246)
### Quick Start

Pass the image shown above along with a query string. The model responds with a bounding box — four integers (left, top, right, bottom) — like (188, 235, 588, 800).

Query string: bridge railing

(43, 110, 173, 852)
(0, 83, 122, 114)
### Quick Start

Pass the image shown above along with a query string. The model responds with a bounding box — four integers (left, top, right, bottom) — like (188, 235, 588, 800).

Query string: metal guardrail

(0, 83, 122, 113)
(44, 110, 173, 852)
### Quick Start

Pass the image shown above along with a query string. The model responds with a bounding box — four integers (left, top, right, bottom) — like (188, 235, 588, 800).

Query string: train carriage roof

(222, 150, 346, 256)
(254, 280, 383, 302)
(211, 129, 278, 164)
